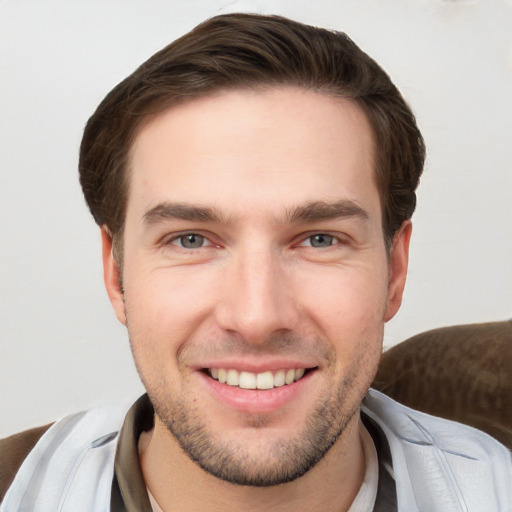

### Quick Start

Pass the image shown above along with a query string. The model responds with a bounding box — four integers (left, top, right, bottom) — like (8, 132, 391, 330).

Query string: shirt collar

(112, 394, 154, 512)
(110, 393, 397, 512)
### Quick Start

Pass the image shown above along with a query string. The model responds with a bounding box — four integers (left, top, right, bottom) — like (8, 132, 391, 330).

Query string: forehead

(126, 87, 379, 223)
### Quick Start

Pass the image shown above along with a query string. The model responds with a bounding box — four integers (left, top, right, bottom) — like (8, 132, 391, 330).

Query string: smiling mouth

(205, 367, 315, 390)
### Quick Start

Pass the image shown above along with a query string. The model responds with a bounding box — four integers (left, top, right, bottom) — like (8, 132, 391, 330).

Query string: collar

(110, 394, 397, 512)
(111, 394, 154, 512)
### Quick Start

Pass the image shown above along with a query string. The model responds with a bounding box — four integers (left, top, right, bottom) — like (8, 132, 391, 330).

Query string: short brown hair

(79, 13, 425, 262)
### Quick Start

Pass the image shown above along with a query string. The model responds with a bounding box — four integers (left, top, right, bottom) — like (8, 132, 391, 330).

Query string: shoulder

(373, 319, 512, 448)
(0, 403, 132, 510)
(0, 423, 54, 501)
(364, 388, 511, 460)
(0, 402, 132, 510)
(364, 389, 512, 511)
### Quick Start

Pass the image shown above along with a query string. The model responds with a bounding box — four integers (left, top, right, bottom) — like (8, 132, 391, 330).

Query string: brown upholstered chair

(373, 319, 512, 449)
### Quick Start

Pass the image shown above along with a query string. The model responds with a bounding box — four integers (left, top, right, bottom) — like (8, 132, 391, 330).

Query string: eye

(302, 234, 335, 248)
(172, 233, 209, 249)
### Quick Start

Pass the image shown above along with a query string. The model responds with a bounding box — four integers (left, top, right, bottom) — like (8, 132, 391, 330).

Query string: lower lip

(198, 371, 315, 414)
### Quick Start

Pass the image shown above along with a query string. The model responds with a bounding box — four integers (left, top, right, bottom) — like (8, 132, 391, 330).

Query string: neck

(139, 412, 366, 512)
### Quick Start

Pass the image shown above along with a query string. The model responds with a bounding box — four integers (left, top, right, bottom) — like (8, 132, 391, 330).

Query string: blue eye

(174, 234, 206, 249)
(308, 234, 334, 247)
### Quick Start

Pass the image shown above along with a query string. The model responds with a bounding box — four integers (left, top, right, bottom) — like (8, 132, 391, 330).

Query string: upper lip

(194, 358, 319, 373)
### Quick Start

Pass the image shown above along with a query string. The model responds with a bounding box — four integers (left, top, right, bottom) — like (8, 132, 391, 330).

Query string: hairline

(110, 84, 391, 269)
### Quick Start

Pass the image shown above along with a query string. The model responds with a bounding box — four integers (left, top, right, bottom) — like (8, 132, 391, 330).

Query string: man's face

(103, 87, 409, 486)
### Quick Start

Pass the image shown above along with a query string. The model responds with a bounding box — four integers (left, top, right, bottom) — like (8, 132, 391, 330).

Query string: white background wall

(1, 0, 511, 437)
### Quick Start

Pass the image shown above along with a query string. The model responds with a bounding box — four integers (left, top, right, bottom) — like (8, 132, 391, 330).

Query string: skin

(102, 86, 411, 512)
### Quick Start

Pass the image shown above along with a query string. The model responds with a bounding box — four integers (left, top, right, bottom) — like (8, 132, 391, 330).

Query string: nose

(214, 243, 300, 344)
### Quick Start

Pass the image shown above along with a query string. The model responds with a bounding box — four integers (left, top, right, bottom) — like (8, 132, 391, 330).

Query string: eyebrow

(143, 202, 227, 225)
(286, 200, 369, 224)
(142, 199, 369, 227)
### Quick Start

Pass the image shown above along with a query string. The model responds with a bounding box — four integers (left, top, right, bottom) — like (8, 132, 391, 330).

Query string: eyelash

(297, 233, 344, 248)
(161, 231, 348, 251)
(164, 232, 214, 249)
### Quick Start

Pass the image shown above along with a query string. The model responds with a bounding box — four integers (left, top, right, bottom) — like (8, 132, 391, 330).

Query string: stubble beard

(128, 319, 379, 488)
(146, 369, 363, 487)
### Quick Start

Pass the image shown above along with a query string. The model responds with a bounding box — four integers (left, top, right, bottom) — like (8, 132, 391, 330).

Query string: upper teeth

(209, 368, 306, 390)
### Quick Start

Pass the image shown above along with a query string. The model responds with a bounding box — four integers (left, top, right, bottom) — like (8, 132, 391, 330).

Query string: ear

(101, 227, 127, 325)
(384, 220, 412, 322)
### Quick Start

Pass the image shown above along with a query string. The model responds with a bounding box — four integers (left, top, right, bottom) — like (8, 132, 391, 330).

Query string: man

(1, 13, 510, 512)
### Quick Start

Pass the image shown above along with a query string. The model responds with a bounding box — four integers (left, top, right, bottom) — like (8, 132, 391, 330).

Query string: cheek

(125, 267, 211, 329)
(123, 266, 222, 379)
(294, 263, 387, 378)
(297, 264, 389, 331)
